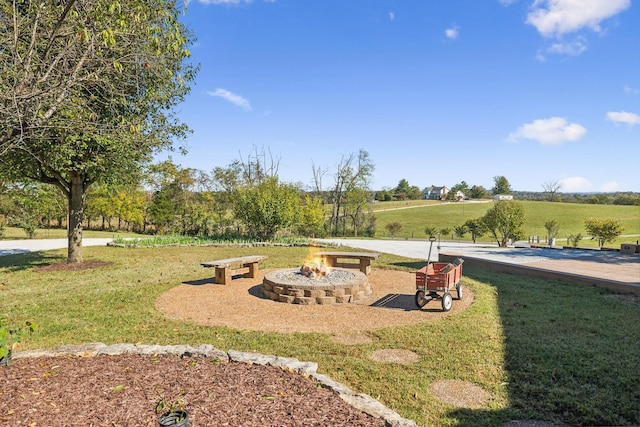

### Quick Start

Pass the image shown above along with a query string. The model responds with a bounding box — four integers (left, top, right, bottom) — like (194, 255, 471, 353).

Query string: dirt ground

(156, 269, 474, 334)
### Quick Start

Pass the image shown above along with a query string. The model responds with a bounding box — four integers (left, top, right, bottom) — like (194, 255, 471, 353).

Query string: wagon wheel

(441, 292, 453, 311)
(455, 283, 463, 300)
(415, 290, 431, 308)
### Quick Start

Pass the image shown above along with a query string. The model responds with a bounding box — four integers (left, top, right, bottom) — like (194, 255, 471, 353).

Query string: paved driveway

(0, 238, 113, 257)
(318, 239, 640, 285)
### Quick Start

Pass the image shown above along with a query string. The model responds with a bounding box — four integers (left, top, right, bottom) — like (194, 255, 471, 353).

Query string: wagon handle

(427, 235, 437, 266)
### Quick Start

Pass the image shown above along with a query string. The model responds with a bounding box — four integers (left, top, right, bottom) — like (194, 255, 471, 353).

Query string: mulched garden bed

(0, 354, 387, 426)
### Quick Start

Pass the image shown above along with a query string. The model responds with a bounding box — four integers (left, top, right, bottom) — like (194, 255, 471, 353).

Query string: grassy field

(1, 244, 638, 426)
(372, 200, 640, 246)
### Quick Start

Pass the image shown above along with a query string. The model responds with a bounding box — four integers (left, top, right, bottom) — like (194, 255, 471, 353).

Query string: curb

(15, 342, 417, 427)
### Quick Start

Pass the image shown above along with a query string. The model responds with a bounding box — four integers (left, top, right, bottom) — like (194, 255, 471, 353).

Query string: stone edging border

(15, 342, 417, 427)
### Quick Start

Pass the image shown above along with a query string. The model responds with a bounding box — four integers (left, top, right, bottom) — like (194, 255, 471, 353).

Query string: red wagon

(415, 258, 464, 311)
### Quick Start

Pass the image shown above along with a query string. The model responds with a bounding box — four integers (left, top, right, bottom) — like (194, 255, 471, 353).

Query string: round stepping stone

(370, 349, 420, 364)
(429, 379, 492, 408)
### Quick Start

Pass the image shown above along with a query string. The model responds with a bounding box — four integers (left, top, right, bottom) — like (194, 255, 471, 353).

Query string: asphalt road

(316, 238, 634, 265)
(0, 238, 113, 257)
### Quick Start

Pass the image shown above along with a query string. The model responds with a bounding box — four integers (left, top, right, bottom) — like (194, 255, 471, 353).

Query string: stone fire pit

(262, 267, 372, 305)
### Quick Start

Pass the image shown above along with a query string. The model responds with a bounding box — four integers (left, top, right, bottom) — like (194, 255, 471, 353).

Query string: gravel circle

(274, 268, 356, 284)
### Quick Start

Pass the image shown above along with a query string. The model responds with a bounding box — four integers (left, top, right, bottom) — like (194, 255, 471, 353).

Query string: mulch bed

(34, 260, 113, 272)
(0, 354, 387, 426)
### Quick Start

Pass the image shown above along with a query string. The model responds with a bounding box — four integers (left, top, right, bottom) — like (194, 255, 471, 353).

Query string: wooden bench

(201, 255, 268, 285)
(315, 251, 380, 275)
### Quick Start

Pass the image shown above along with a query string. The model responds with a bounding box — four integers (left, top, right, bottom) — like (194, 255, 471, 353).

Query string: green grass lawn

(373, 200, 640, 246)
(1, 245, 638, 426)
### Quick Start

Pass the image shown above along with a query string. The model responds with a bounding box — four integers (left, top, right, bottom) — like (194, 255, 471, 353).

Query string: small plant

(385, 221, 402, 238)
(424, 226, 438, 238)
(584, 217, 624, 248)
(567, 233, 583, 247)
(544, 219, 560, 242)
(0, 319, 36, 364)
(156, 396, 188, 426)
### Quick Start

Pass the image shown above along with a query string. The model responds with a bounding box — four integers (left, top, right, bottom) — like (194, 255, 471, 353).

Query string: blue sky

(166, 0, 639, 193)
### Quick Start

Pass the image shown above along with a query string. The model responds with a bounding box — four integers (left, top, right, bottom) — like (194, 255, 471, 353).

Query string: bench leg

(245, 261, 259, 278)
(360, 259, 371, 275)
(215, 267, 231, 285)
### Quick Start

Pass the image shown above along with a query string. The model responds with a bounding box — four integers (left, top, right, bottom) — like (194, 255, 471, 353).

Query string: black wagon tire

(415, 290, 429, 308)
(455, 284, 463, 300)
(441, 292, 453, 311)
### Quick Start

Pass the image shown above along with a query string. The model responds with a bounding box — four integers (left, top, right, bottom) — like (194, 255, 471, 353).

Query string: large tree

(0, 0, 196, 262)
(469, 185, 488, 199)
(481, 200, 525, 247)
(234, 177, 300, 240)
(491, 175, 513, 195)
(447, 181, 470, 200)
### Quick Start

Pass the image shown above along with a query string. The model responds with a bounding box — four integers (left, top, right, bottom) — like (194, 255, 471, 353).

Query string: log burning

(300, 260, 329, 278)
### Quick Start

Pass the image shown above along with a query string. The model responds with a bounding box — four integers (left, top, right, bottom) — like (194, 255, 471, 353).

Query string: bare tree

(542, 180, 562, 202)
(238, 146, 281, 187)
(328, 150, 374, 236)
(311, 161, 328, 198)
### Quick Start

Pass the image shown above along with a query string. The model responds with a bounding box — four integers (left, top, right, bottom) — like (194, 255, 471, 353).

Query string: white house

(454, 191, 466, 201)
(423, 185, 448, 200)
(493, 194, 513, 201)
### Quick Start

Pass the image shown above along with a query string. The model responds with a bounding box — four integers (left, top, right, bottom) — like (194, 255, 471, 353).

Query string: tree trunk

(67, 175, 86, 263)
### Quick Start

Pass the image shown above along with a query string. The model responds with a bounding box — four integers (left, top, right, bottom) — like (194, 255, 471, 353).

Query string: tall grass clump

(111, 234, 317, 248)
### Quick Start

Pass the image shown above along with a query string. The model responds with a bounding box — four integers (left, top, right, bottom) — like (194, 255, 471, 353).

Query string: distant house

(493, 194, 513, 201)
(423, 185, 448, 200)
(454, 191, 466, 201)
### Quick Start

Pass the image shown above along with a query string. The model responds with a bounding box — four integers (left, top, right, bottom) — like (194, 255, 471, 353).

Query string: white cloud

(535, 49, 547, 62)
(389, 11, 395, 21)
(547, 38, 588, 55)
(445, 25, 460, 40)
(507, 117, 587, 145)
(600, 181, 620, 192)
(499, 0, 517, 5)
(606, 111, 640, 126)
(536, 37, 588, 61)
(559, 176, 592, 192)
(624, 85, 640, 95)
(207, 88, 252, 111)
(526, 0, 631, 38)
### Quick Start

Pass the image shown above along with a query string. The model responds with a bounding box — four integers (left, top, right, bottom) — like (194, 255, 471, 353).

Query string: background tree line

(0, 148, 379, 240)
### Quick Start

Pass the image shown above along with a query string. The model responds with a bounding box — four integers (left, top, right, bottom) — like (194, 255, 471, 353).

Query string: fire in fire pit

(300, 260, 329, 278)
